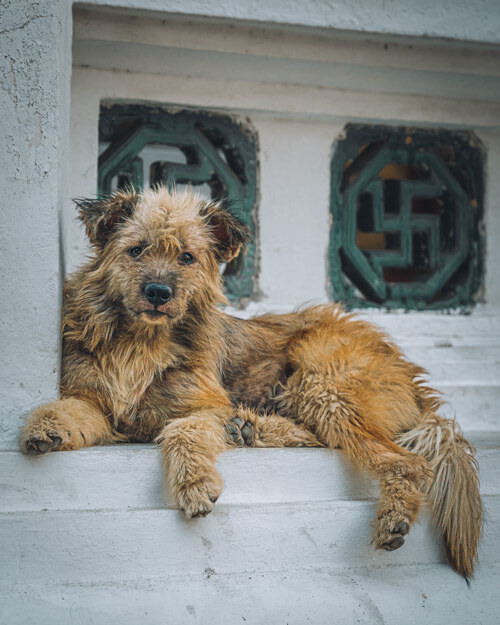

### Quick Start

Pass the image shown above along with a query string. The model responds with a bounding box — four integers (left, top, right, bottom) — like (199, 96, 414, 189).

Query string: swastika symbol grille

(329, 125, 484, 311)
(98, 103, 258, 303)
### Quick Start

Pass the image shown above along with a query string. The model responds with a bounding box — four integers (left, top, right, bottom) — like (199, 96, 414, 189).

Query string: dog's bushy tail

(396, 416, 483, 581)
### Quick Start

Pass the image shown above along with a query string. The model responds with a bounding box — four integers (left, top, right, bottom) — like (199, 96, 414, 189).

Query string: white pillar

(0, 0, 72, 449)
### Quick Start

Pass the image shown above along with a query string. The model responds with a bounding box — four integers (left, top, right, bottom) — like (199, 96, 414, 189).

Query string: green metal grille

(329, 125, 484, 311)
(98, 103, 258, 302)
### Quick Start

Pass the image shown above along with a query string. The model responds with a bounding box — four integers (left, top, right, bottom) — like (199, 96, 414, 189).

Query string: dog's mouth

(143, 310, 167, 318)
(137, 309, 174, 324)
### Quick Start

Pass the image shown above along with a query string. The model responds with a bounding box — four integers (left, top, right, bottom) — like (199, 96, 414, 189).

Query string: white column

(0, 0, 72, 449)
(255, 118, 342, 308)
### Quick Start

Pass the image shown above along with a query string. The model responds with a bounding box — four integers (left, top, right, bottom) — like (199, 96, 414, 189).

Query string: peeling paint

(28, 112, 42, 148)
(7, 58, 16, 86)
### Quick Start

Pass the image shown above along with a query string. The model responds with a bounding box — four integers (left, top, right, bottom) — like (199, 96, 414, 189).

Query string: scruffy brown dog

(21, 188, 482, 580)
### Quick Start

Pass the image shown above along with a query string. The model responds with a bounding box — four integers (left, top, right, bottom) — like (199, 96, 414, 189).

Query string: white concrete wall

(68, 8, 500, 313)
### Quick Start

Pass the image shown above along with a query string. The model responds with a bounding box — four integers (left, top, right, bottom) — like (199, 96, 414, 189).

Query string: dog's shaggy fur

(21, 188, 482, 580)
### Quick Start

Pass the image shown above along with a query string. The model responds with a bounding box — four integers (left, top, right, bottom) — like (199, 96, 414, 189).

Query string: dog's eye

(178, 252, 195, 265)
(129, 246, 144, 258)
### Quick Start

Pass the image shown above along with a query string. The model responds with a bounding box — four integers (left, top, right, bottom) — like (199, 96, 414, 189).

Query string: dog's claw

(36, 440, 51, 453)
(241, 422, 254, 446)
(26, 442, 41, 455)
(49, 435, 62, 450)
(192, 510, 208, 518)
(225, 422, 244, 445)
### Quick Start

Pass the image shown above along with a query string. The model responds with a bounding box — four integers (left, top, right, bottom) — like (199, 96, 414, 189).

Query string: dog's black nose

(144, 283, 173, 306)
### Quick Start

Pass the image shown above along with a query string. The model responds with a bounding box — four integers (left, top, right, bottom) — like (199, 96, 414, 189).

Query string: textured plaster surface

(1, 564, 500, 625)
(1, 445, 500, 624)
(82, 0, 500, 44)
(0, 0, 72, 449)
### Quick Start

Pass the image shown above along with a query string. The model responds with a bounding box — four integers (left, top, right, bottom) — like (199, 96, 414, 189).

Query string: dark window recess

(329, 124, 485, 311)
(98, 102, 259, 302)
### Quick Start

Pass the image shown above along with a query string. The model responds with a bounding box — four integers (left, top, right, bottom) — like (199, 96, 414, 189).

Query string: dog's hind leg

(278, 367, 432, 551)
(20, 397, 115, 454)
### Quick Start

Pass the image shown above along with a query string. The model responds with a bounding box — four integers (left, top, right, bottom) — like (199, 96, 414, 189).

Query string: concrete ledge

(1, 445, 498, 624)
(2, 444, 499, 512)
(80, 0, 500, 45)
(2, 564, 499, 625)
(0, 502, 450, 585)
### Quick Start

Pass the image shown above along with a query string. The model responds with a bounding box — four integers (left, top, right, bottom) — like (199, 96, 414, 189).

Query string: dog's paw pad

(225, 417, 254, 447)
(25, 434, 63, 456)
(392, 521, 409, 536)
(374, 512, 412, 552)
(382, 536, 405, 551)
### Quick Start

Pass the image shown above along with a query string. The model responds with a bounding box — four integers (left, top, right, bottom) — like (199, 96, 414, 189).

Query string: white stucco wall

(68, 7, 500, 312)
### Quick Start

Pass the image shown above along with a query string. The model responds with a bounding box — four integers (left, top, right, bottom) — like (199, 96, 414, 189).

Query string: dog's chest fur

(100, 319, 286, 422)
(96, 331, 183, 423)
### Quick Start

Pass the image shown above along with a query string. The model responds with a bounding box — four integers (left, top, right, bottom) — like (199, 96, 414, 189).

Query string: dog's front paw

(176, 471, 224, 519)
(24, 431, 65, 456)
(225, 416, 254, 447)
(20, 404, 74, 455)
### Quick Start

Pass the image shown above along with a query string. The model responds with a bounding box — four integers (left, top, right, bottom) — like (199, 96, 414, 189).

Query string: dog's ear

(202, 203, 251, 263)
(74, 191, 138, 247)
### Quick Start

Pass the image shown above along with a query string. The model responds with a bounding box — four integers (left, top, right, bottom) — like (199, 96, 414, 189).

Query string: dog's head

(75, 188, 250, 326)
